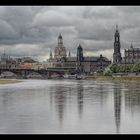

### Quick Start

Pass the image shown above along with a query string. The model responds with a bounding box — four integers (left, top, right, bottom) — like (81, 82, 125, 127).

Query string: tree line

(104, 62, 140, 76)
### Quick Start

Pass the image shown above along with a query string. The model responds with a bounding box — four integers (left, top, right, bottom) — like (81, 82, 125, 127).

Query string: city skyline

(0, 6, 140, 61)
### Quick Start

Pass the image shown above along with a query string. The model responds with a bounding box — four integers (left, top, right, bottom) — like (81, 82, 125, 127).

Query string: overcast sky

(0, 6, 140, 61)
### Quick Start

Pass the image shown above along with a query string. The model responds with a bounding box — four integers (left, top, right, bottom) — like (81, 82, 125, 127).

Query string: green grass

(95, 76, 140, 83)
(0, 79, 21, 84)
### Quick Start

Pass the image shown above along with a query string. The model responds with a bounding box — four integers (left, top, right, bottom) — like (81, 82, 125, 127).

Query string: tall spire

(115, 25, 120, 42)
(113, 25, 121, 63)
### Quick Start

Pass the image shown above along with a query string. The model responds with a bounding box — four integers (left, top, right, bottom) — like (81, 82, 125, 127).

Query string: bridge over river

(0, 67, 76, 78)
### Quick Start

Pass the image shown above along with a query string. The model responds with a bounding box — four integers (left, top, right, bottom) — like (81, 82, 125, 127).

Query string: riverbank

(0, 79, 21, 84)
(95, 76, 140, 83)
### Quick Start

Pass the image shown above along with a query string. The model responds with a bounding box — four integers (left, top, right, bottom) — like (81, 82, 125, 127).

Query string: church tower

(77, 44, 84, 73)
(77, 44, 83, 62)
(113, 25, 122, 63)
(50, 51, 53, 60)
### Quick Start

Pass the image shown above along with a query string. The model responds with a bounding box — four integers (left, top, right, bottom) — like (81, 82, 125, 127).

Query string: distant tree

(119, 65, 125, 73)
(131, 62, 140, 72)
(104, 69, 113, 76)
(110, 63, 120, 73)
(127, 64, 133, 72)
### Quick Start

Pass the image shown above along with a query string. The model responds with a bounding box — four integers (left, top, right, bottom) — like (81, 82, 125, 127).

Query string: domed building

(48, 34, 111, 74)
(54, 34, 67, 61)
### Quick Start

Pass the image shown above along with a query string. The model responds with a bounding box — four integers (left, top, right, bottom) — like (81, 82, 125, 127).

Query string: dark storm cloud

(0, 6, 140, 61)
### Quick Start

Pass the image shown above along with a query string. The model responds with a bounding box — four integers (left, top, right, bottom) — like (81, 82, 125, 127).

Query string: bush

(110, 63, 120, 73)
(104, 69, 113, 76)
(131, 62, 140, 72)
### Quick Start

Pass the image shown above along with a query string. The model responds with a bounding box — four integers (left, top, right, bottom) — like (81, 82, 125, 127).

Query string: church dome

(58, 34, 62, 39)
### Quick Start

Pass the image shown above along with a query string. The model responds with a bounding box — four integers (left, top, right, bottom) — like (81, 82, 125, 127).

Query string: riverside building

(48, 34, 111, 74)
(113, 25, 140, 64)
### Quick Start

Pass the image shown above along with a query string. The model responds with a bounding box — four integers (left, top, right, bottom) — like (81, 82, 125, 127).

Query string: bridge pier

(21, 70, 29, 78)
(47, 72, 52, 79)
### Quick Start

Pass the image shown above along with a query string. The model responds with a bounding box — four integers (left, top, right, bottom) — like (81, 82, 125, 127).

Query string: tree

(119, 65, 125, 73)
(131, 62, 140, 72)
(104, 69, 113, 76)
(110, 63, 120, 73)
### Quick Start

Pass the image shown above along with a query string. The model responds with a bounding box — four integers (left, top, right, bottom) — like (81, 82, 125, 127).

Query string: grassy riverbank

(95, 76, 140, 83)
(0, 79, 21, 84)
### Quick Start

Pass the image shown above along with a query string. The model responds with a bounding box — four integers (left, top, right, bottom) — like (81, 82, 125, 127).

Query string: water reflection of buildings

(98, 83, 105, 107)
(114, 85, 122, 134)
(54, 86, 67, 124)
(124, 84, 140, 114)
(77, 81, 84, 119)
(49, 81, 85, 124)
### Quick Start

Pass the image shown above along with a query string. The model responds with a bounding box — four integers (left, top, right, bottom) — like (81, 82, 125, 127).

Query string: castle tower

(77, 44, 83, 62)
(113, 25, 122, 63)
(50, 51, 53, 60)
(77, 44, 84, 73)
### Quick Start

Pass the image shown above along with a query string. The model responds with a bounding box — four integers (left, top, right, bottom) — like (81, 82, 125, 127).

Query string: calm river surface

(0, 79, 140, 134)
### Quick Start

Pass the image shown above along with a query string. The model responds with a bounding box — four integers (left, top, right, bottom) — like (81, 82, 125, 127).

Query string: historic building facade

(48, 34, 111, 74)
(123, 44, 140, 64)
(62, 44, 111, 74)
(0, 51, 17, 69)
(113, 25, 140, 64)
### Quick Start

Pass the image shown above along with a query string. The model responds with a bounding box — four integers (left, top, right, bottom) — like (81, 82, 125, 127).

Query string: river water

(0, 79, 140, 134)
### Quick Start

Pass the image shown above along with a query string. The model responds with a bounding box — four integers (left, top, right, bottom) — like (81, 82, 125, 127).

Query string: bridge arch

(26, 71, 43, 79)
(0, 71, 18, 78)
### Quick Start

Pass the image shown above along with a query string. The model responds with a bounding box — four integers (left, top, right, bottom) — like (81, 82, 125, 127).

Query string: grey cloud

(0, 19, 18, 40)
(0, 6, 140, 61)
(33, 10, 73, 27)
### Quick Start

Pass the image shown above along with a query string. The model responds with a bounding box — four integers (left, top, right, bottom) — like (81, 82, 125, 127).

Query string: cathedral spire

(115, 25, 120, 41)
